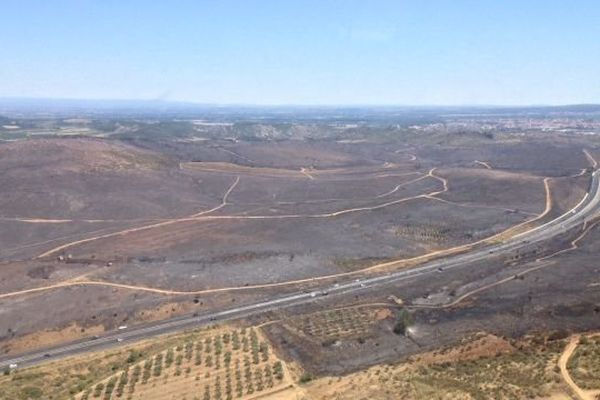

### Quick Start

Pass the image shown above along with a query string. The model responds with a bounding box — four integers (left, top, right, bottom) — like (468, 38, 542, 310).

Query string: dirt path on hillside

(411, 218, 600, 310)
(35, 170, 439, 258)
(474, 160, 492, 169)
(34, 176, 240, 258)
(558, 335, 592, 400)
(0, 168, 571, 300)
(584, 149, 598, 169)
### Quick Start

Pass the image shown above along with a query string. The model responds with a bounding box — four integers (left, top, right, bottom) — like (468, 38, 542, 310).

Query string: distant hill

(0, 97, 599, 120)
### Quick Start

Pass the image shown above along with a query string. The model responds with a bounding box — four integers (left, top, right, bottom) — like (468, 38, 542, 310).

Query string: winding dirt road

(0, 169, 563, 300)
(35, 169, 441, 258)
(474, 160, 492, 169)
(410, 217, 600, 310)
(35, 176, 240, 259)
(558, 335, 592, 400)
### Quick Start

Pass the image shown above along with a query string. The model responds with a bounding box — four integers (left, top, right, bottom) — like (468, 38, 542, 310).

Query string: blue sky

(2, 1, 599, 105)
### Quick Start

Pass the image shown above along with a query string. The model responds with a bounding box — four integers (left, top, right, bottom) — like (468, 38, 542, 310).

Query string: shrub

(165, 348, 175, 368)
(299, 373, 313, 384)
(232, 332, 240, 350)
(126, 350, 143, 364)
(393, 309, 413, 335)
(115, 370, 129, 397)
(20, 386, 43, 399)
(129, 365, 141, 393)
(273, 361, 284, 380)
(141, 359, 153, 384)
(547, 330, 569, 341)
(103, 377, 117, 400)
(185, 342, 194, 361)
(259, 342, 269, 362)
(153, 354, 164, 377)
(93, 382, 104, 397)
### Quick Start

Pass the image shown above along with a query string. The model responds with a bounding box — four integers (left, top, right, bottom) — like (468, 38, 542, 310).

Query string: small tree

(165, 348, 175, 368)
(232, 332, 240, 350)
(93, 383, 104, 398)
(259, 342, 269, 362)
(185, 342, 194, 361)
(264, 364, 273, 387)
(142, 359, 153, 384)
(115, 369, 129, 397)
(215, 376, 222, 400)
(103, 377, 117, 400)
(273, 361, 284, 380)
(153, 354, 164, 377)
(254, 369, 264, 391)
(299, 373, 313, 384)
(215, 336, 223, 355)
(129, 365, 141, 393)
(393, 309, 413, 336)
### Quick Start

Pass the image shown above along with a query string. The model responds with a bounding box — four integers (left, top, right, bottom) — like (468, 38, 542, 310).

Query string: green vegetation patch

(567, 335, 600, 390)
(366, 337, 567, 400)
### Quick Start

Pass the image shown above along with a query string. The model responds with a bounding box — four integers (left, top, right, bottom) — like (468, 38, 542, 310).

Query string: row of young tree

(81, 329, 281, 399)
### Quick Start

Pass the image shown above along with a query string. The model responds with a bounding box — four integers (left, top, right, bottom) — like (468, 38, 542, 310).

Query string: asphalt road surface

(2, 170, 599, 371)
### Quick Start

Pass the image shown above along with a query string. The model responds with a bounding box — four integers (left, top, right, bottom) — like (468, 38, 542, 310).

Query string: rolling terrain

(1, 114, 600, 399)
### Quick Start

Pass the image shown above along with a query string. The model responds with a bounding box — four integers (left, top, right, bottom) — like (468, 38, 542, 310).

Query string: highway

(1, 170, 599, 371)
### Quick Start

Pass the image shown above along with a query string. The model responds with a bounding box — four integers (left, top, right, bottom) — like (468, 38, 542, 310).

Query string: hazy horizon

(2, 96, 600, 109)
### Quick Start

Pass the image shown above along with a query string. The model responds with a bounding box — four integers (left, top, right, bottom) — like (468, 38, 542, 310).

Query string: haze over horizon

(2, 0, 600, 106)
(2, 96, 600, 109)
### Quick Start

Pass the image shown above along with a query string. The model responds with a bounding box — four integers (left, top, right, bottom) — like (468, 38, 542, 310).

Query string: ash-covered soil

(0, 133, 597, 356)
(263, 222, 600, 376)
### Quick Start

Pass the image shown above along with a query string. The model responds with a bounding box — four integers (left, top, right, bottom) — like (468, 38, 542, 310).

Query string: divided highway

(2, 170, 599, 371)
